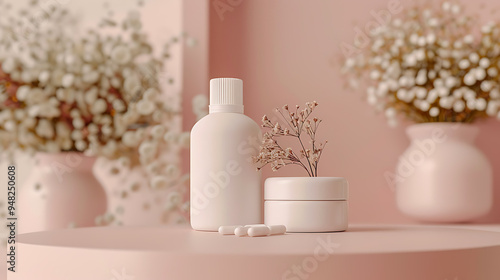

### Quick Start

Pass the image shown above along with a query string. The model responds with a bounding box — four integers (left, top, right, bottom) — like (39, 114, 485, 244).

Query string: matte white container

(190, 78, 262, 231)
(265, 177, 348, 232)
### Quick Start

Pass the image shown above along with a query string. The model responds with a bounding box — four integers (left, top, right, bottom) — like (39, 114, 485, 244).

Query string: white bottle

(190, 78, 262, 231)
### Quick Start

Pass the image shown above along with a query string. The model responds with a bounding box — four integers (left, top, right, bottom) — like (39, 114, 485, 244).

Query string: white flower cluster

(0, 1, 197, 188)
(342, 1, 500, 125)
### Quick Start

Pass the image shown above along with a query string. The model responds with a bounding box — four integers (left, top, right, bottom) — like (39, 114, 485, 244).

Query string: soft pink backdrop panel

(181, 0, 500, 223)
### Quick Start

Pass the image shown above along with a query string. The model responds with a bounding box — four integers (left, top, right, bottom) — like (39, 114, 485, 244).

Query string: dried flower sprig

(254, 101, 327, 177)
(341, 1, 500, 126)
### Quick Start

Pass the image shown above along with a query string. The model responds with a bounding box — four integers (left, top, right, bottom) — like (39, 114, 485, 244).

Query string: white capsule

(234, 226, 251, 237)
(248, 226, 271, 237)
(218, 225, 240, 235)
(268, 225, 287, 235)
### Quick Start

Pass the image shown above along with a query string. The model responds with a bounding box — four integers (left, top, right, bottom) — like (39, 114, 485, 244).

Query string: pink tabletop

(9, 225, 500, 280)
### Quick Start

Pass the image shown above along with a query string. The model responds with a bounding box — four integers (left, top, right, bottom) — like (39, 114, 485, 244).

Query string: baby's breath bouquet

(342, 1, 500, 126)
(0, 0, 193, 188)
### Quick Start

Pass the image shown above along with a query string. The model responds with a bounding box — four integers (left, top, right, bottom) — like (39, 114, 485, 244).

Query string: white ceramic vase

(395, 123, 493, 223)
(264, 177, 348, 232)
(19, 152, 107, 233)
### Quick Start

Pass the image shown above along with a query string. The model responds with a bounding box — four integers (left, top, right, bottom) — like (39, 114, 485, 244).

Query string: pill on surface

(218, 225, 240, 235)
(268, 225, 286, 235)
(248, 226, 271, 237)
(234, 226, 251, 237)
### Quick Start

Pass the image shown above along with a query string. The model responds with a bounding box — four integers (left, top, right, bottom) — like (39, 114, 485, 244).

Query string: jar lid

(264, 177, 348, 201)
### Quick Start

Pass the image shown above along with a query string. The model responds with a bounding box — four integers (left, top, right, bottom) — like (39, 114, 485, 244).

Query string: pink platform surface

(8, 225, 500, 280)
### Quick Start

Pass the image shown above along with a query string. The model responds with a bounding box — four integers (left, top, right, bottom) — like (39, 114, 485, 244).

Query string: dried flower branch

(253, 101, 327, 177)
(341, 1, 500, 126)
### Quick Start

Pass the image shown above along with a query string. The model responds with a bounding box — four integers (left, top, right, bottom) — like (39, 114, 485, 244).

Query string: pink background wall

(183, 0, 500, 223)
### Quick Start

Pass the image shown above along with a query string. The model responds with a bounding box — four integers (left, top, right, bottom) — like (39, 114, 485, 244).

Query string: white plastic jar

(264, 177, 348, 232)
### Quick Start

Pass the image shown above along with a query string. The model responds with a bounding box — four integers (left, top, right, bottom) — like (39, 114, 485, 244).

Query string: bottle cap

(209, 78, 244, 113)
